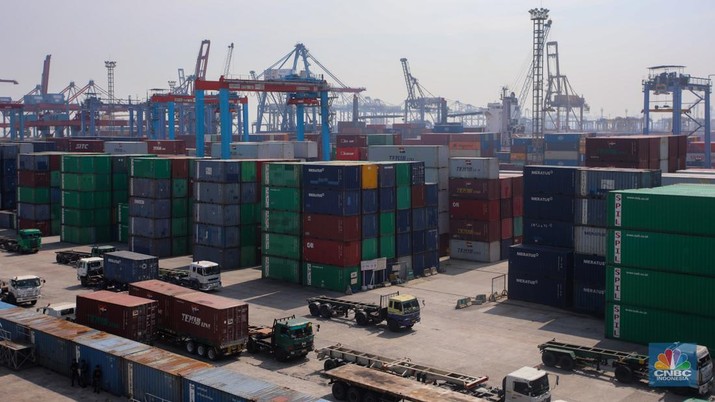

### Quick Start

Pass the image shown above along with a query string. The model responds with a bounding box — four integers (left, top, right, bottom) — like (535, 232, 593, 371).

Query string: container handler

(0, 229, 41, 253)
(246, 315, 315, 361)
(307, 291, 420, 331)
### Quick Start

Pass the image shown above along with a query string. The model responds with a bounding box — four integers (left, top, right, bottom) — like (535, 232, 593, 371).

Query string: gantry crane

(400, 58, 447, 126)
(173, 40, 211, 95)
(544, 41, 587, 131)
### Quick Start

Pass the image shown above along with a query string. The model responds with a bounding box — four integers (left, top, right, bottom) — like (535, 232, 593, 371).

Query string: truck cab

(272, 317, 315, 360)
(18, 229, 42, 253)
(37, 302, 76, 321)
(77, 257, 103, 286)
(502, 366, 553, 402)
(92, 245, 116, 257)
(2, 275, 44, 305)
(189, 261, 222, 291)
(385, 293, 421, 331)
(695, 345, 713, 395)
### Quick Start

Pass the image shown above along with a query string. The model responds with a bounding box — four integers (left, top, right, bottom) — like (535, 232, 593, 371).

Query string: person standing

(70, 359, 79, 387)
(92, 365, 102, 394)
(79, 359, 89, 388)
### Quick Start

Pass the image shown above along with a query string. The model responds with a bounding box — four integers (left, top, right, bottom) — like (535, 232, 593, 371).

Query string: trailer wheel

(331, 381, 348, 400)
(541, 351, 557, 367)
(275, 348, 288, 362)
(387, 318, 400, 332)
(346, 386, 362, 402)
(363, 391, 379, 402)
(558, 355, 575, 371)
(30, 300, 37, 306)
(355, 310, 369, 326)
(207, 348, 218, 361)
(320, 303, 333, 319)
(309, 302, 321, 317)
(614, 365, 633, 383)
(185, 340, 196, 354)
(324, 358, 338, 371)
(247, 340, 259, 354)
(197, 344, 207, 357)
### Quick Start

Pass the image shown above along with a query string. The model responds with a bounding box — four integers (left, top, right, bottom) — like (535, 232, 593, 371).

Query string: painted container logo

(649, 343, 697, 388)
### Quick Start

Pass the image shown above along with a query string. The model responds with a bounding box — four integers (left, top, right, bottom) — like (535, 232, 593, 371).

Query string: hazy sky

(2, 0, 714, 119)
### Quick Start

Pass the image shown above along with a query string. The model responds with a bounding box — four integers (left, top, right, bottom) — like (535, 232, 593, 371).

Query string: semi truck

(0, 275, 45, 306)
(246, 315, 315, 361)
(307, 291, 420, 332)
(128, 279, 249, 361)
(537, 339, 713, 396)
(158, 261, 222, 291)
(317, 344, 555, 402)
(55, 245, 116, 265)
(0, 229, 41, 253)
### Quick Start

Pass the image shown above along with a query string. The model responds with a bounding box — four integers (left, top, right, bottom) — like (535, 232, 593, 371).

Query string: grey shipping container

(574, 198, 607, 227)
(368, 145, 449, 168)
(129, 217, 171, 238)
(17, 203, 51, 221)
(195, 202, 240, 226)
(195, 182, 240, 204)
(449, 239, 500, 262)
(193, 244, 242, 271)
(212, 142, 294, 159)
(662, 173, 715, 185)
(425, 167, 448, 190)
(195, 160, 241, 182)
(578, 168, 661, 198)
(130, 236, 172, 259)
(104, 141, 149, 155)
(574, 226, 607, 256)
(129, 197, 171, 219)
(448, 157, 500, 179)
(292, 141, 318, 159)
(103, 250, 159, 285)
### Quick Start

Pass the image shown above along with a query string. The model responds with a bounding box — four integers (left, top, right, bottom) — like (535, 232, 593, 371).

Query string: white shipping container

(104, 141, 149, 155)
(448, 157, 499, 179)
(574, 226, 607, 257)
(449, 239, 500, 262)
(659, 137, 668, 160)
(426, 167, 449, 190)
(368, 145, 449, 168)
(291, 141, 318, 159)
(544, 150, 580, 161)
(662, 173, 715, 185)
(449, 149, 482, 158)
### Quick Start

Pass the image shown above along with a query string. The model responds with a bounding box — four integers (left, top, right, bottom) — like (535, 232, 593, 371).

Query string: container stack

(192, 160, 242, 268)
(211, 142, 294, 160)
(335, 134, 397, 161)
(61, 154, 113, 243)
(409, 170, 440, 277)
(543, 133, 587, 166)
(448, 157, 501, 262)
(0, 144, 24, 210)
(261, 162, 303, 282)
(585, 135, 686, 172)
(117, 203, 129, 242)
(301, 162, 364, 292)
(129, 157, 174, 257)
(17, 153, 60, 235)
(509, 138, 544, 168)
(605, 185, 715, 349)
(499, 172, 524, 259)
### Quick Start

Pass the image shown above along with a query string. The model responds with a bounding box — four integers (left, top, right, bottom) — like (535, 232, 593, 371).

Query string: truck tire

(614, 365, 633, 383)
(363, 391, 379, 402)
(324, 358, 338, 371)
(346, 386, 362, 402)
(197, 344, 207, 357)
(275, 348, 288, 362)
(207, 347, 218, 361)
(559, 355, 575, 371)
(387, 318, 400, 332)
(320, 303, 333, 319)
(541, 351, 557, 367)
(186, 340, 196, 354)
(355, 310, 369, 326)
(80, 277, 88, 287)
(247, 339, 259, 354)
(331, 381, 348, 400)
(7, 293, 15, 305)
(30, 300, 37, 306)
(309, 302, 321, 317)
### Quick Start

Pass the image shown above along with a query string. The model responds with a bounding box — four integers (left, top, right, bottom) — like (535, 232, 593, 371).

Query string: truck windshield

(199, 266, 220, 276)
(13, 278, 41, 288)
(290, 326, 312, 338)
(20, 232, 39, 239)
(400, 299, 420, 314)
(698, 352, 712, 368)
(88, 261, 102, 269)
(528, 375, 550, 396)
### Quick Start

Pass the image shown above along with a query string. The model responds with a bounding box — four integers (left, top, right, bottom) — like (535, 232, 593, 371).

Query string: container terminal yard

(0, 4, 714, 402)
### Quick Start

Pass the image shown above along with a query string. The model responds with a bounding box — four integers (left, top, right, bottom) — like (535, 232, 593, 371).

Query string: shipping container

(523, 165, 579, 195)
(76, 291, 157, 343)
(104, 141, 149, 155)
(523, 194, 575, 221)
(449, 198, 500, 221)
(449, 239, 500, 262)
(368, 145, 449, 168)
(448, 157, 499, 179)
(573, 254, 606, 286)
(302, 262, 360, 292)
(262, 255, 301, 283)
(129, 197, 171, 219)
(448, 178, 500, 200)
(302, 163, 361, 190)
(195, 223, 240, 248)
(195, 160, 241, 182)
(262, 209, 300, 235)
(302, 214, 360, 241)
(507, 270, 572, 308)
(572, 281, 605, 316)
(585, 136, 653, 163)
(450, 219, 500, 242)
(303, 188, 360, 216)
(129, 280, 194, 329)
(578, 168, 661, 198)
(302, 238, 361, 266)
(523, 218, 574, 248)
(195, 203, 240, 226)
(195, 182, 240, 205)
(263, 162, 302, 187)
(170, 292, 249, 351)
(262, 232, 301, 260)
(129, 236, 172, 259)
(103, 251, 159, 286)
(509, 244, 574, 279)
(574, 198, 607, 227)
(574, 226, 607, 256)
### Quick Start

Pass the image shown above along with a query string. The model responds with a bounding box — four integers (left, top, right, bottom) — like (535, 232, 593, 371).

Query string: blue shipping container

(573, 253, 606, 286)
(129, 236, 172, 259)
(396, 232, 412, 257)
(303, 188, 360, 216)
(240, 182, 258, 204)
(507, 270, 572, 308)
(362, 214, 378, 239)
(523, 194, 575, 221)
(412, 208, 426, 231)
(410, 162, 426, 185)
(17, 203, 51, 220)
(302, 164, 361, 190)
(379, 187, 396, 211)
(426, 229, 439, 250)
(572, 281, 605, 316)
(193, 245, 241, 271)
(362, 189, 378, 214)
(129, 198, 171, 219)
(574, 198, 607, 227)
(195, 203, 240, 226)
(412, 230, 426, 254)
(509, 243, 573, 280)
(129, 217, 170, 238)
(195, 223, 241, 248)
(196, 160, 241, 183)
(425, 207, 438, 229)
(130, 178, 171, 199)
(18, 154, 50, 171)
(544, 159, 580, 167)
(425, 183, 439, 206)
(125, 348, 209, 402)
(412, 252, 426, 276)
(103, 251, 159, 284)
(578, 168, 661, 198)
(523, 218, 574, 248)
(396, 209, 411, 233)
(195, 182, 240, 205)
(523, 165, 579, 196)
(377, 163, 396, 188)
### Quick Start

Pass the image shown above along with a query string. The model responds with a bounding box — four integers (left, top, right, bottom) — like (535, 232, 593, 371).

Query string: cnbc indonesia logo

(653, 347, 692, 381)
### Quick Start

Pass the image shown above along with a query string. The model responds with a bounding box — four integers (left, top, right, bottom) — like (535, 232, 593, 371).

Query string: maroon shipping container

(411, 185, 426, 208)
(45, 137, 71, 152)
(510, 175, 524, 198)
(76, 290, 157, 343)
(17, 219, 50, 235)
(585, 136, 665, 164)
(302, 214, 361, 241)
(19, 171, 50, 187)
(162, 156, 190, 178)
(449, 178, 500, 200)
(498, 176, 513, 199)
(171, 292, 249, 353)
(336, 147, 366, 161)
(585, 160, 652, 169)
(512, 196, 524, 216)
(501, 218, 513, 240)
(68, 139, 104, 152)
(439, 233, 450, 257)
(303, 238, 361, 267)
(449, 198, 500, 221)
(450, 219, 500, 242)
(128, 280, 193, 330)
(145, 140, 187, 155)
(419, 133, 451, 146)
(677, 135, 687, 170)
(401, 139, 423, 146)
(336, 135, 368, 147)
(500, 198, 513, 219)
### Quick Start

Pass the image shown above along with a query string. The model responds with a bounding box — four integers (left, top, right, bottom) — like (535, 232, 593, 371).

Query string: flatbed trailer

(55, 245, 116, 265)
(307, 291, 420, 331)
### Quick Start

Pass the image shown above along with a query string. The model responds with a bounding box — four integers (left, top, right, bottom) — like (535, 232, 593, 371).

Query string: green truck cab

(247, 315, 316, 361)
(0, 229, 42, 253)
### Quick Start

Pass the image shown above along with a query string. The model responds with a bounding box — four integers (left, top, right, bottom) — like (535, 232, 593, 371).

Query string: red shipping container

(128, 280, 194, 329)
(171, 292, 249, 350)
(449, 198, 500, 221)
(68, 139, 104, 152)
(411, 185, 426, 208)
(303, 238, 361, 267)
(585, 136, 651, 163)
(498, 176, 513, 199)
(510, 175, 524, 198)
(303, 214, 361, 241)
(76, 290, 158, 343)
(501, 218, 513, 240)
(17, 219, 50, 235)
(336, 147, 363, 161)
(677, 135, 687, 170)
(45, 137, 71, 152)
(146, 140, 187, 155)
(420, 133, 451, 146)
(19, 171, 50, 187)
(166, 157, 190, 178)
(449, 178, 499, 200)
(450, 219, 500, 242)
(512, 196, 524, 216)
(392, 133, 402, 145)
(336, 135, 368, 147)
(500, 198, 513, 219)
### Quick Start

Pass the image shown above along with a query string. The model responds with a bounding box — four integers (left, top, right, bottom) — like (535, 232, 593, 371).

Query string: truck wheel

(247, 340, 259, 354)
(197, 344, 207, 357)
(7, 294, 15, 305)
(185, 341, 196, 354)
(346, 386, 362, 402)
(80, 277, 88, 287)
(355, 310, 369, 326)
(324, 359, 338, 371)
(558, 355, 575, 371)
(541, 351, 557, 367)
(319, 303, 333, 319)
(309, 302, 321, 317)
(30, 300, 37, 306)
(275, 348, 288, 362)
(331, 381, 348, 400)
(614, 365, 633, 383)
(387, 319, 400, 332)
(207, 348, 218, 361)
(363, 391, 379, 402)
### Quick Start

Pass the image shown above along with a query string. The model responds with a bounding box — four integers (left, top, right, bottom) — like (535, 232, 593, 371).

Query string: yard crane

(400, 57, 447, 126)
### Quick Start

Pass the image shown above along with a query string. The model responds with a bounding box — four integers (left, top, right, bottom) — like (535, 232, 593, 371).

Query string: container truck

(0, 275, 44, 306)
(537, 339, 714, 396)
(246, 315, 315, 361)
(307, 291, 420, 331)
(55, 245, 116, 265)
(158, 261, 222, 291)
(317, 344, 555, 402)
(0, 229, 41, 253)
(129, 280, 249, 360)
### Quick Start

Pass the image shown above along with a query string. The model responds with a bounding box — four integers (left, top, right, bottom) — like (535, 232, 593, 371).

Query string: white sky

(2, 0, 714, 119)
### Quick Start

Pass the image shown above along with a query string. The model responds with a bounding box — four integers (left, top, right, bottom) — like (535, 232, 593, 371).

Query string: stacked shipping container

(61, 154, 113, 243)
(76, 290, 157, 343)
(543, 133, 588, 166)
(585, 135, 686, 172)
(17, 152, 61, 235)
(129, 158, 172, 257)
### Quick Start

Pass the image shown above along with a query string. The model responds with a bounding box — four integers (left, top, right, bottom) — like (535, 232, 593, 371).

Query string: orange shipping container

(361, 163, 378, 189)
(449, 141, 480, 151)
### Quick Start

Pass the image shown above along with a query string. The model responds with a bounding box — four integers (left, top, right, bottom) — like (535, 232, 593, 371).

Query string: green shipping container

(17, 187, 50, 204)
(262, 232, 301, 260)
(608, 185, 715, 236)
(263, 162, 302, 187)
(395, 163, 411, 187)
(171, 217, 188, 237)
(263, 186, 301, 212)
(172, 179, 188, 198)
(607, 229, 715, 276)
(118, 224, 128, 243)
(513, 216, 523, 237)
(61, 155, 111, 174)
(112, 173, 128, 191)
(396, 186, 411, 210)
(239, 203, 259, 225)
(50, 171, 61, 187)
(112, 191, 128, 205)
(240, 224, 258, 246)
(379, 212, 395, 235)
(240, 246, 258, 267)
(51, 204, 61, 220)
(131, 158, 171, 179)
(362, 238, 378, 260)
(262, 210, 301, 235)
(62, 191, 111, 209)
(172, 236, 189, 256)
(605, 302, 715, 350)
(172, 198, 188, 218)
(366, 134, 392, 146)
(606, 265, 715, 317)
(51, 219, 60, 236)
(262, 255, 301, 283)
(302, 262, 360, 292)
(61, 208, 111, 226)
(379, 235, 396, 259)
(61, 225, 111, 244)
(241, 161, 257, 182)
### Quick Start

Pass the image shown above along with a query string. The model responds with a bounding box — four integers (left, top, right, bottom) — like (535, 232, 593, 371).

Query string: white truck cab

(502, 366, 553, 402)
(37, 302, 76, 321)
(189, 261, 222, 291)
(77, 257, 103, 286)
(1, 275, 44, 306)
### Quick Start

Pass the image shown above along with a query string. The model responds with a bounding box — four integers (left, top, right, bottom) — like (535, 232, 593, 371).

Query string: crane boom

(400, 58, 417, 103)
(223, 43, 234, 77)
(195, 39, 211, 81)
(0, 79, 19, 85)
